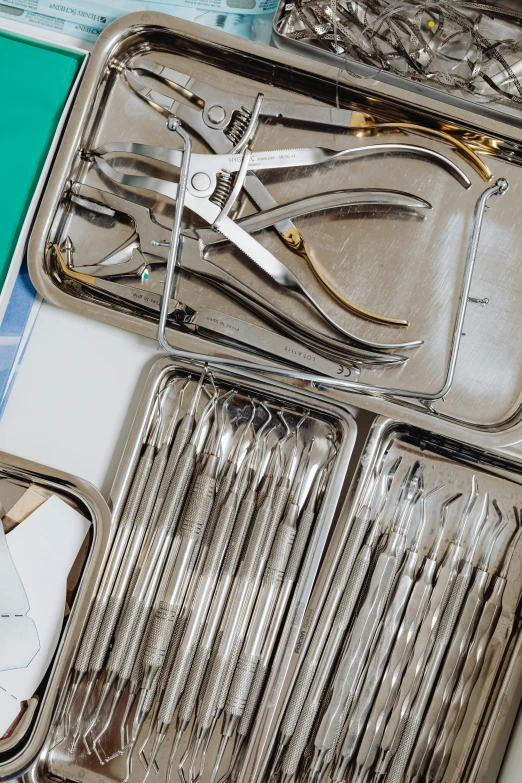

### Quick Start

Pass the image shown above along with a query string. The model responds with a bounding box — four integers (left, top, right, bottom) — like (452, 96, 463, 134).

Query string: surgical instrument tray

(27, 12, 522, 449)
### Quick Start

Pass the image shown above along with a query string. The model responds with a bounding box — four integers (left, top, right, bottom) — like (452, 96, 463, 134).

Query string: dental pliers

(122, 57, 472, 327)
(68, 182, 429, 364)
(92, 137, 456, 353)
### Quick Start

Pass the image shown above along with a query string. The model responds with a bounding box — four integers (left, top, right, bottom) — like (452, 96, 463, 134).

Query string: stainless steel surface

(242, 417, 522, 783)
(0, 452, 110, 781)
(27, 12, 522, 446)
(28, 356, 355, 783)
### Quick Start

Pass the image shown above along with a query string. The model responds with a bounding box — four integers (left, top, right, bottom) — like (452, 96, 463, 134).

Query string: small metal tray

(0, 451, 110, 781)
(272, 0, 522, 130)
(26, 12, 522, 451)
(27, 356, 356, 783)
(243, 416, 522, 783)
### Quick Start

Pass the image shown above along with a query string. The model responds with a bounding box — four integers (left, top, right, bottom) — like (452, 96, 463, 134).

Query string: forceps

(123, 56, 472, 328)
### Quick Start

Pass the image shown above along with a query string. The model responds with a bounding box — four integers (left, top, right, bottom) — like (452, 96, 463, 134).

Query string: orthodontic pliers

(122, 57, 471, 328)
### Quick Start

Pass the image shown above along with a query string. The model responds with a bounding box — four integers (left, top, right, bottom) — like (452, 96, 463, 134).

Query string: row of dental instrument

(51, 366, 337, 783)
(268, 458, 522, 783)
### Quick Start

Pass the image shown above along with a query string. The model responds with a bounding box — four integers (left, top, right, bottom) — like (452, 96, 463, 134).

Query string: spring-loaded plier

(122, 57, 471, 328)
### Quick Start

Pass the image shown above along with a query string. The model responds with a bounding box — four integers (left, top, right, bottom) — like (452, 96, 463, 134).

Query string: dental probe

(376, 478, 479, 779)
(307, 463, 423, 781)
(269, 449, 400, 778)
(385, 493, 489, 783)
(354, 492, 462, 783)
(332, 486, 443, 783)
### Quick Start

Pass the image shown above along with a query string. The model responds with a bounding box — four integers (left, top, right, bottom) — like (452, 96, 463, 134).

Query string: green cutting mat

(0, 31, 83, 293)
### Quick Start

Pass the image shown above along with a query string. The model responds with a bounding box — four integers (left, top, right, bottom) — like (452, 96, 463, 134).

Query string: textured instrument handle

(239, 660, 266, 738)
(223, 490, 257, 574)
(387, 567, 473, 783)
(72, 449, 154, 674)
(285, 504, 315, 583)
(281, 542, 372, 775)
(89, 593, 125, 673)
(264, 523, 296, 586)
(225, 524, 295, 717)
(179, 635, 219, 726)
(74, 597, 109, 675)
(156, 445, 195, 533)
(120, 599, 155, 681)
(143, 602, 178, 669)
(225, 654, 258, 716)
(340, 569, 415, 765)
(179, 473, 216, 538)
(106, 595, 146, 676)
(158, 498, 239, 724)
(427, 599, 501, 783)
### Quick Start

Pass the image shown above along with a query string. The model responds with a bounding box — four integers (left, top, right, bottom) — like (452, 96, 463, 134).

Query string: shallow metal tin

(243, 416, 522, 783)
(27, 12, 522, 451)
(0, 451, 110, 781)
(27, 356, 356, 783)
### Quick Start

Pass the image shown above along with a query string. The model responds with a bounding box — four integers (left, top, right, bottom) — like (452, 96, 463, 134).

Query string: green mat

(0, 31, 83, 293)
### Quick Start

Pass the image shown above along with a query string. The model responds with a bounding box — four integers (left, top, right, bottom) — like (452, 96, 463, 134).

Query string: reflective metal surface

(27, 13, 522, 447)
(26, 357, 355, 783)
(0, 452, 110, 781)
(242, 417, 522, 783)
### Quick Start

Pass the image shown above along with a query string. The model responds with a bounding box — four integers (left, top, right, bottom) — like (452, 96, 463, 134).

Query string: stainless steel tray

(272, 0, 522, 129)
(27, 356, 356, 783)
(0, 451, 110, 781)
(243, 416, 522, 783)
(28, 12, 522, 450)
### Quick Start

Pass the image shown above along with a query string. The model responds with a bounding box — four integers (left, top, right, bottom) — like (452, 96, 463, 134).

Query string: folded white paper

(0, 495, 90, 737)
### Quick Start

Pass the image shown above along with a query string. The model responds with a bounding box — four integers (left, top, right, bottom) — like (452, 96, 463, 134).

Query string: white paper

(0, 496, 90, 736)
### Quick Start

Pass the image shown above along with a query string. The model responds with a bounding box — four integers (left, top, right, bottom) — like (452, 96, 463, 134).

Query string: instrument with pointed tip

(331, 485, 444, 783)
(217, 444, 337, 783)
(210, 439, 317, 783)
(269, 447, 401, 780)
(385, 492, 490, 783)
(83, 387, 218, 753)
(53, 389, 166, 747)
(407, 501, 507, 783)
(307, 462, 423, 781)
(376, 478, 479, 780)
(144, 427, 253, 775)
(353, 491, 462, 783)
(426, 509, 522, 783)
(183, 418, 298, 783)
